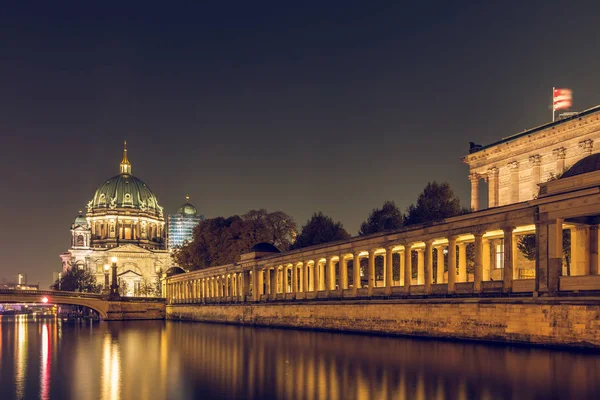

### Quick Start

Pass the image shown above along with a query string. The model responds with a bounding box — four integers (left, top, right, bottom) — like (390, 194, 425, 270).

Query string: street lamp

(109, 256, 120, 300)
(103, 264, 110, 293)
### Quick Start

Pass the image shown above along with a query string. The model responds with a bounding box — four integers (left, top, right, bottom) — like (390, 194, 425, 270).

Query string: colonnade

(168, 270, 250, 304)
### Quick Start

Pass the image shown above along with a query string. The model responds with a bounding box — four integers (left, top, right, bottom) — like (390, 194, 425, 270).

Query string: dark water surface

(1, 315, 600, 400)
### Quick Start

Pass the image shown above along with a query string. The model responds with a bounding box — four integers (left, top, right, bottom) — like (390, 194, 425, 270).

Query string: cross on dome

(120, 140, 131, 174)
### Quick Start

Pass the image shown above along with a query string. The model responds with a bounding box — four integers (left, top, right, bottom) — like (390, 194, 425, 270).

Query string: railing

(0, 289, 165, 303)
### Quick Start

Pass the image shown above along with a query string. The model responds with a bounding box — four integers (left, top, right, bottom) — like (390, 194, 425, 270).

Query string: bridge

(0, 289, 165, 320)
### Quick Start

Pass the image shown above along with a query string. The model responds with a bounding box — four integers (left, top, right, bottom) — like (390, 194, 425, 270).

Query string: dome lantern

(120, 140, 131, 175)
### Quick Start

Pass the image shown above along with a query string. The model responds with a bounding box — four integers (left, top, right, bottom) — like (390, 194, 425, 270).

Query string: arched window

(76, 235, 84, 247)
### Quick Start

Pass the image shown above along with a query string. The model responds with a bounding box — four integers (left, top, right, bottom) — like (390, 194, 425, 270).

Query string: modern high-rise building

(168, 196, 203, 250)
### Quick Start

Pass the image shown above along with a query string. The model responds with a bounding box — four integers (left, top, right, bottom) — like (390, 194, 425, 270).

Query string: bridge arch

(0, 290, 109, 319)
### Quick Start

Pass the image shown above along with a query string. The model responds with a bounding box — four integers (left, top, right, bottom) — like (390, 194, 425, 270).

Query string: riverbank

(166, 297, 600, 348)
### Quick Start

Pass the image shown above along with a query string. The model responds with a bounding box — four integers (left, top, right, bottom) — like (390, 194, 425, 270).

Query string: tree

(404, 181, 468, 226)
(137, 277, 161, 297)
(173, 210, 297, 271)
(517, 231, 571, 273)
(358, 201, 404, 236)
(50, 267, 102, 293)
(293, 212, 350, 249)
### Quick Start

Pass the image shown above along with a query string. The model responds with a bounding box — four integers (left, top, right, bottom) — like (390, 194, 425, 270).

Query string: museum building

(60, 143, 170, 296)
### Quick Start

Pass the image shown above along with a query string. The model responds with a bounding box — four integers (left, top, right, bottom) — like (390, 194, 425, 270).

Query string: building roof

(561, 153, 600, 179)
(176, 195, 198, 216)
(468, 105, 600, 154)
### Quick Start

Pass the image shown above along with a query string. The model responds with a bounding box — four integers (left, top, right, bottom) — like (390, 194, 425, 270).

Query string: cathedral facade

(60, 143, 171, 296)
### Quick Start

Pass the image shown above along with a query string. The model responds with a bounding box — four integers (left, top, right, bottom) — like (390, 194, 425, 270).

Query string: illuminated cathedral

(60, 143, 170, 296)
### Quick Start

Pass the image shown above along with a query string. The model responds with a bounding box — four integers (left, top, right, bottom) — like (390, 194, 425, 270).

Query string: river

(1, 315, 599, 399)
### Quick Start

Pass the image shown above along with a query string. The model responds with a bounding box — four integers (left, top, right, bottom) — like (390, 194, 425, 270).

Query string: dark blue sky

(2, 1, 600, 287)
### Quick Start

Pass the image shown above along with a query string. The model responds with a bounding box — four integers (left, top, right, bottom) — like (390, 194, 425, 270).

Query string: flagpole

(552, 87, 555, 122)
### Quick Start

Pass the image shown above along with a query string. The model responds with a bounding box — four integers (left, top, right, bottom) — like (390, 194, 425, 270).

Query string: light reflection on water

(0, 315, 599, 399)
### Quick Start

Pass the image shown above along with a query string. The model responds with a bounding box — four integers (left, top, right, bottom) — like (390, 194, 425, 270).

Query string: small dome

(166, 266, 186, 276)
(561, 154, 600, 179)
(249, 242, 280, 253)
(74, 213, 88, 227)
(177, 196, 198, 216)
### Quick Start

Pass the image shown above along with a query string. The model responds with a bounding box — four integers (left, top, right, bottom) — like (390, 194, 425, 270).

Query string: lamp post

(103, 264, 110, 294)
(109, 256, 120, 300)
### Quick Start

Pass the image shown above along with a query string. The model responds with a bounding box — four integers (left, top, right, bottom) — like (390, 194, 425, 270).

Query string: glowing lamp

(104, 264, 110, 272)
(41, 297, 48, 303)
(111, 256, 118, 264)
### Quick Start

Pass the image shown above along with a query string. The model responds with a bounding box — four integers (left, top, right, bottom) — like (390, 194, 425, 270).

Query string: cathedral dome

(73, 213, 88, 227)
(86, 141, 163, 219)
(177, 195, 198, 216)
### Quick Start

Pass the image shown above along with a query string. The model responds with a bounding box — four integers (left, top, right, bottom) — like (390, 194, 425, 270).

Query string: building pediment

(107, 244, 154, 255)
(118, 269, 143, 278)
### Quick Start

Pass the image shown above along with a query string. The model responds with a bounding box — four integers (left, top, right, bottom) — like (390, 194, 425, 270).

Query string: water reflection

(0, 316, 599, 399)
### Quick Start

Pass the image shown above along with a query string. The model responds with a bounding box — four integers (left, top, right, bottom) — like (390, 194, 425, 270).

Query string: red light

(41, 297, 49, 303)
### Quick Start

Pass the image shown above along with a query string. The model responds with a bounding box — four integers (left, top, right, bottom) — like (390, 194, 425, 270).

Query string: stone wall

(167, 298, 600, 348)
(105, 300, 165, 320)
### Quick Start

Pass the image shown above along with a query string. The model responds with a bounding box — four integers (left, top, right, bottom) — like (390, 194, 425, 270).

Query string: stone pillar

(416, 249, 424, 285)
(487, 167, 499, 208)
(318, 260, 325, 291)
(404, 245, 412, 295)
(367, 250, 375, 296)
(580, 139, 594, 155)
(591, 226, 599, 275)
(469, 173, 480, 211)
(553, 147, 566, 175)
(352, 252, 361, 296)
(503, 227, 514, 293)
(252, 269, 259, 301)
(571, 226, 590, 276)
(473, 232, 484, 293)
(399, 250, 405, 286)
(482, 239, 491, 281)
(448, 236, 456, 293)
(328, 257, 336, 291)
(529, 155, 541, 199)
(271, 268, 278, 299)
(509, 161, 519, 204)
(458, 243, 467, 282)
(292, 263, 298, 294)
(339, 255, 348, 289)
(303, 262, 309, 293)
(424, 241, 433, 294)
(312, 261, 319, 292)
(385, 247, 393, 296)
(435, 246, 445, 283)
(265, 268, 271, 297)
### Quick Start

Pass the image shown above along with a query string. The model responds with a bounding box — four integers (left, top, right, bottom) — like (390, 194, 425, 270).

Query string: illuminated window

(495, 241, 504, 269)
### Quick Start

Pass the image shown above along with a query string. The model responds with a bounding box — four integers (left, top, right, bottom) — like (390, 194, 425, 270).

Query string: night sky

(2, 1, 600, 288)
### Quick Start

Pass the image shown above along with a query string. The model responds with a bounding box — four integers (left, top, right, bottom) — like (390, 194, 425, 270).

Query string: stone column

(416, 249, 424, 285)
(591, 226, 599, 275)
(292, 264, 298, 294)
(580, 139, 593, 155)
(328, 257, 336, 291)
(509, 161, 519, 204)
(404, 245, 412, 295)
(271, 268, 278, 299)
(448, 236, 456, 293)
(482, 239, 491, 281)
(352, 252, 361, 296)
(399, 250, 405, 286)
(312, 260, 319, 292)
(339, 255, 348, 289)
(571, 226, 590, 276)
(424, 241, 433, 294)
(385, 247, 393, 296)
(553, 147, 566, 175)
(252, 269, 259, 301)
(367, 250, 375, 296)
(265, 268, 271, 297)
(303, 262, 309, 293)
(487, 167, 499, 207)
(318, 260, 325, 291)
(458, 242, 467, 282)
(435, 246, 445, 283)
(503, 227, 514, 293)
(473, 232, 484, 293)
(469, 173, 480, 211)
(529, 155, 541, 199)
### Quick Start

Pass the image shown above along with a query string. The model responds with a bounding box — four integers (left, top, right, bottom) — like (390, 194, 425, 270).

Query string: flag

(553, 88, 572, 111)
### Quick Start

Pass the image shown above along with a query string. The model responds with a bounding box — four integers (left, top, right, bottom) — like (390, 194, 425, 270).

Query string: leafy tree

(173, 210, 296, 271)
(404, 181, 468, 226)
(50, 267, 102, 293)
(293, 212, 351, 249)
(359, 201, 404, 236)
(137, 277, 161, 297)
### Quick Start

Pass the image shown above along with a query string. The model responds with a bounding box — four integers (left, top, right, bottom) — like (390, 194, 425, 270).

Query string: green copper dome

(73, 213, 88, 227)
(90, 173, 162, 214)
(177, 196, 198, 216)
